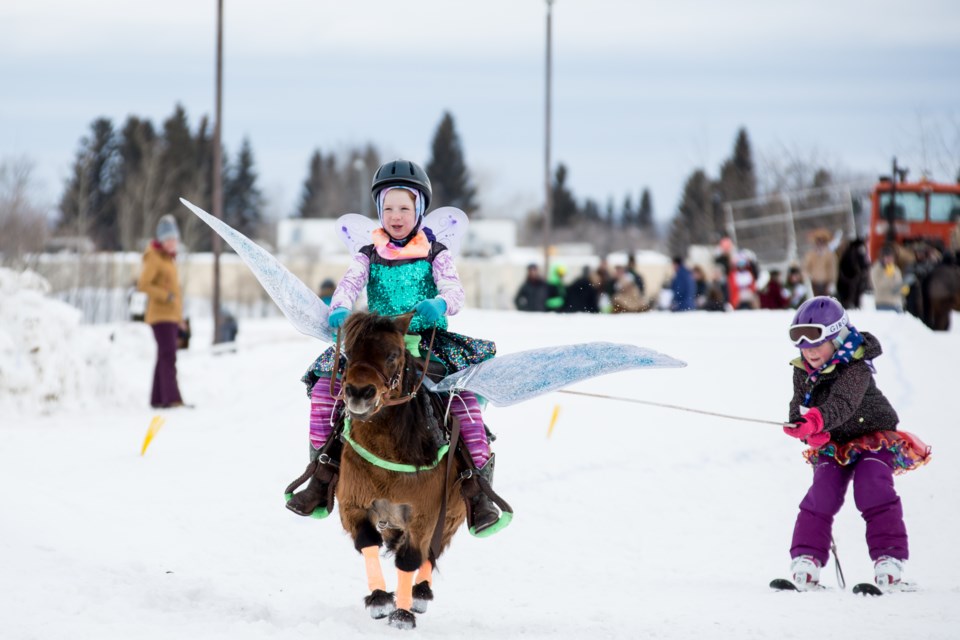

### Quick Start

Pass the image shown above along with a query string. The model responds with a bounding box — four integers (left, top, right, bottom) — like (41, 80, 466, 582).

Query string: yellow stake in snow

(141, 415, 166, 456)
(547, 404, 561, 438)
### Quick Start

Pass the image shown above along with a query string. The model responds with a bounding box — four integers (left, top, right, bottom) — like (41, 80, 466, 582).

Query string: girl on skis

(781, 296, 930, 591)
(285, 159, 506, 536)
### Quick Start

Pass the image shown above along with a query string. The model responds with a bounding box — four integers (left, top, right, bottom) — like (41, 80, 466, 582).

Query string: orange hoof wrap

(362, 546, 386, 592)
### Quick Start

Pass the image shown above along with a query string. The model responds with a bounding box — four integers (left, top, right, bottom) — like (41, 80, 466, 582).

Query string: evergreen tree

(297, 150, 326, 218)
(638, 188, 654, 231)
(668, 169, 713, 257)
(551, 163, 579, 228)
(159, 105, 197, 210)
(582, 198, 601, 222)
(223, 137, 263, 240)
(58, 117, 120, 249)
(621, 193, 635, 228)
(294, 145, 380, 219)
(718, 127, 757, 204)
(425, 111, 478, 213)
(605, 197, 616, 228)
(114, 116, 162, 250)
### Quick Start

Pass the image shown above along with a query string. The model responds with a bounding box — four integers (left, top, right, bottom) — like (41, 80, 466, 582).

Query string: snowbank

(0, 267, 153, 414)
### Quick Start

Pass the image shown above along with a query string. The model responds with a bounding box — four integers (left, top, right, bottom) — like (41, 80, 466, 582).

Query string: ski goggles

(788, 315, 848, 346)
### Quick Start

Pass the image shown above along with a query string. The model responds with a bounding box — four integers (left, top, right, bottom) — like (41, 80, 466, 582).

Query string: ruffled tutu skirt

(803, 430, 931, 475)
(301, 328, 496, 397)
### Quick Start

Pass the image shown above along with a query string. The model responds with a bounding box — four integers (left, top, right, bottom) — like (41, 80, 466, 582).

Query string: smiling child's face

(800, 340, 837, 369)
(381, 189, 417, 240)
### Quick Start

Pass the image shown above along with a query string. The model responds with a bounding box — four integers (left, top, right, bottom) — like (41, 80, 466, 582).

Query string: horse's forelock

(343, 313, 406, 359)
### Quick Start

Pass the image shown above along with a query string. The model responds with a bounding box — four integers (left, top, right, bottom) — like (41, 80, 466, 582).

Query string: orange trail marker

(141, 415, 166, 456)
(547, 405, 561, 438)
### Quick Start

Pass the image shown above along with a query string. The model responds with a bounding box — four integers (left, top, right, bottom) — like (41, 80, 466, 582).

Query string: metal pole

(212, 0, 224, 344)
(543, 0, 554, 275)
(354, 157, 367, 217)
(782, 193, 798, 266)
(886, 157, 898, 244)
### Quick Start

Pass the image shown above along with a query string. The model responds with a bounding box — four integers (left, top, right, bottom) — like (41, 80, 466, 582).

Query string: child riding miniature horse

(286, 159, 507, 536)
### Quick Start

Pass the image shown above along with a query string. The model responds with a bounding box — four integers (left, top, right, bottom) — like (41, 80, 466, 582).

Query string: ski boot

(790, 555, 823, 591)
(285, 438, 342, 518)
(460, 453, 511, 536)
(874, 556, 916, 592)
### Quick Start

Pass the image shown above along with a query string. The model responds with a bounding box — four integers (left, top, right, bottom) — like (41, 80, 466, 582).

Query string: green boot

(285, 439, 341, 518)
(461, 454, 508, 536)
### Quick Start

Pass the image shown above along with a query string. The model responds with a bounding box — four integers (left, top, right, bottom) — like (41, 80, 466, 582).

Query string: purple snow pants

(150, 322, 183, 408)
(790, 449, 908, 566)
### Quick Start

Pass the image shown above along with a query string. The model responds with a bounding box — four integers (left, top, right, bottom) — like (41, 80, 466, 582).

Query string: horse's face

(340, 313, 413, 419)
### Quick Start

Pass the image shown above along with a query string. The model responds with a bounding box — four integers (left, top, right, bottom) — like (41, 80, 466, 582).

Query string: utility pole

(543, 0, 554, 275)
(886, 157, 908, 245)
(212, 0, 224, 343)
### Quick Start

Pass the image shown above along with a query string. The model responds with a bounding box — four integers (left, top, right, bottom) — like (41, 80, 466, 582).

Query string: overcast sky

(3, 0, 960, 223)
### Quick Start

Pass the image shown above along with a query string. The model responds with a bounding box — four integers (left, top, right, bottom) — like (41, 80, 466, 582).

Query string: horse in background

(896, 240, 960, 331)
(923, 262, 960, 331)
(836, 238, 871, 309)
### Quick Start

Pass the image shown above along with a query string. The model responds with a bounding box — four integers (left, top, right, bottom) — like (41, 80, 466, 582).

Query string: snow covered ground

(2, 276, 958, 639)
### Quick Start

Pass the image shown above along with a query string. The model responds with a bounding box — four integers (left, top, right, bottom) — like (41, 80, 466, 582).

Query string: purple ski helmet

(788, 296, 849, 348)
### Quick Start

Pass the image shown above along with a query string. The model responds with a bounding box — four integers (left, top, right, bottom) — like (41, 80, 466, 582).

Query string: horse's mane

(343, 313, 443, 468)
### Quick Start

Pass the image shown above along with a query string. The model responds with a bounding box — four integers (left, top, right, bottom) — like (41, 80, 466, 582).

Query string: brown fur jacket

(788, 332, 899, 445)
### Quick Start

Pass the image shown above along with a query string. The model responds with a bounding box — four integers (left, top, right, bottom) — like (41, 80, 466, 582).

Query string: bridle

(330, 323, 438, 417)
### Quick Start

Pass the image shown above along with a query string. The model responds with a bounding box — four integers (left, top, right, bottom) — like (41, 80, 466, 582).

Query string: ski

(769, 578, 799, 591)
(852, 582, 883, 596)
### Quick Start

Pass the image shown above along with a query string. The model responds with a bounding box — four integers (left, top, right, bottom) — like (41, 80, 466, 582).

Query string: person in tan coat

(802, 230, 838, 297)
(138, 214, 186, 408)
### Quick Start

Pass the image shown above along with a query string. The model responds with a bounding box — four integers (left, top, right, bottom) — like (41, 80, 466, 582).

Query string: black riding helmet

(371, 159, 432, 210)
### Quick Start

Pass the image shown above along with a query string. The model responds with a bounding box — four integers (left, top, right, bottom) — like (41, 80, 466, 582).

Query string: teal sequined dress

(302, 241, 496, 395)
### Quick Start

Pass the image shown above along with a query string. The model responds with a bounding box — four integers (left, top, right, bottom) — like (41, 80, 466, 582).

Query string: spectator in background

(759, 269, 790, 310)
(218, 308, 239, 342)
(564, 266, 601, 313)
(728, 253, 758, 310)
(138, 214, 187, 409)
(514, 263, 549, 312)
(786, 265, 808, 309)
(803, 229, 838, 297)
(611, 264, 646, 313)
(703, 282, 727, 312)
(595, 257, 615, 312)
(692, 265, 708, 310)
(318, 279, 336, 306)
(670, 256, 696, 312)
(715, 236, 736, 280)
(626, 253, 646, 300)
(545, 263, 567, 312)
(870, 246, 904, 313)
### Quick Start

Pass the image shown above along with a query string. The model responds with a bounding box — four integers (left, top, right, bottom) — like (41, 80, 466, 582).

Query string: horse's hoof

(364, 589, 396, 619)
(388, 608, 416, 630)
(411, 580, 433, 614)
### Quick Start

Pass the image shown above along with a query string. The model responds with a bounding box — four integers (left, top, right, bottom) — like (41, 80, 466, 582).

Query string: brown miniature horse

(334, 312, 467, 630)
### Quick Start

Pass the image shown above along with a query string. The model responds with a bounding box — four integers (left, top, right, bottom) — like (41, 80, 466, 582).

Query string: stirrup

(459, 464, 513, 538)
(284, 455, 336, 519)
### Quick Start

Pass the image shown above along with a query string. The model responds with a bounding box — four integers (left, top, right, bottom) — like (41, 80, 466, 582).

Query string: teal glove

(414, 298, 447, 324)
(328, 307, 350, 330)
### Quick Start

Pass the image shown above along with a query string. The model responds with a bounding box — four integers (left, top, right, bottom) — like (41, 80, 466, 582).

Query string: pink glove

(784, 407, 825, 442)
(805, 431, 831, 448)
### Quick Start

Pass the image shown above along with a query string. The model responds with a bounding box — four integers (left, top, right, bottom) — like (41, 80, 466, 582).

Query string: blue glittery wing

(180, 198, 334, 343)
(424, 342, 686, 407)
(422, 207, 468, 256)
(336, 214, 379, 254)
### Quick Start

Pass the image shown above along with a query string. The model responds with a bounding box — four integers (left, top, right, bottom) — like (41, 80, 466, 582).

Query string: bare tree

(0, 156, 48, 267)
